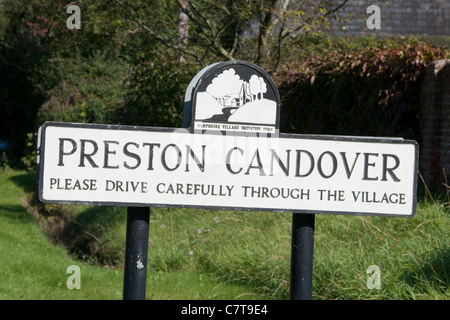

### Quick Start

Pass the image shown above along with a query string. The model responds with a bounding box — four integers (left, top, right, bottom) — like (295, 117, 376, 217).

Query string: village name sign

(37, 61, 418, 218)
(37, 60, 419, 301)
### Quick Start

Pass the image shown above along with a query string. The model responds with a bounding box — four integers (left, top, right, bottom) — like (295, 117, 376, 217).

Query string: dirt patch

(20, 193, 122, 268)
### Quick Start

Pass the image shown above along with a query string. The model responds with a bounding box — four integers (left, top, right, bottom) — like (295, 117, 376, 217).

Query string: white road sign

(37, 122, 418, 217)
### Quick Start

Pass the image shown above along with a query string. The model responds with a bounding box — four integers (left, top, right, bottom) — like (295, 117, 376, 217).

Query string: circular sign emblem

(183, 61, 280, 134)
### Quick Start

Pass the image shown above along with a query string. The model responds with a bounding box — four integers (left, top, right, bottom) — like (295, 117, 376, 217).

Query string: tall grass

(144, 203, 449, 300)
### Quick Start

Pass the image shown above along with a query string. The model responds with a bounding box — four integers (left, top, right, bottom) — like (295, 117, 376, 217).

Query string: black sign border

(37, 121, 418, 218)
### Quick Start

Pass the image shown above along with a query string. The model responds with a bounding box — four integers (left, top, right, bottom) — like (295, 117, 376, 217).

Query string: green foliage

(118, 53, 197, 128)
(274, 35, 450, 140)
(2, 0, 450, 170)
(0, 0, 127, 165)
(0, 152, 11, 171)
(36, 53, 128, 125)
(20, 132, 38, 171)
(0, 1, 50, 164)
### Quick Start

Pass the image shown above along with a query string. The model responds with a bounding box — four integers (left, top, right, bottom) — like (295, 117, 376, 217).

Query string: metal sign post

(123, 207, 150, 300)
(290, 213, 315, 300)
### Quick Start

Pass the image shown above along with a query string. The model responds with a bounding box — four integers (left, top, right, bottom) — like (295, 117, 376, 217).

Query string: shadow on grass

(0, 171, 37, 226)
(61, 205, 126, 265)
(8, 170, 36, 194)
(9, 171, 127, 266)
(0, 204, 36, 225)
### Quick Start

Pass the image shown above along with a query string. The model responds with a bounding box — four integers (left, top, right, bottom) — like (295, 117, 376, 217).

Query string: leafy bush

(17, 53, 127, 171)
(0, 6, 49, 165)
(0, 0, 126, 167)
(116, 52, 198, 128)
(274, 36, 450, 141)
(36, 53, 128, 125)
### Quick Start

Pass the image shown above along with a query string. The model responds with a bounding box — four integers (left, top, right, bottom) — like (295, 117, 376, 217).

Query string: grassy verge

(1, 169, 449, 299)
(0, 169, 123, 299)
(144, 200, 449, 299)
(0, 169, 270, 299)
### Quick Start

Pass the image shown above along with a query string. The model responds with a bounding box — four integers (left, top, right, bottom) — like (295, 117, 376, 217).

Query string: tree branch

(256, 0, 278, 64)
(323, 0, 348, 17)
(113, 0, 203, 63)
(174, 0, 235, 60)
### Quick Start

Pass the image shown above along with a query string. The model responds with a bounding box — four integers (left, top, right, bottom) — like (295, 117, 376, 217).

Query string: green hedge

(36, 53, 127, 125)
(274, 37, 450, 142)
